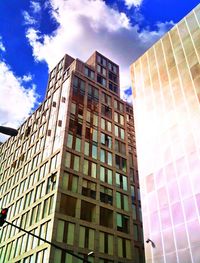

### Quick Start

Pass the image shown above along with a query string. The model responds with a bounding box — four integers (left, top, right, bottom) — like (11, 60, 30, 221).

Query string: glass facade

(131, 4, 200, 263)
(0, 52, 144, 262)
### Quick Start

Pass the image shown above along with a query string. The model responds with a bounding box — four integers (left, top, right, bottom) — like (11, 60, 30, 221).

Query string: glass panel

(67, 134, 73, 148)
(100, 166, 105, 182)
(74, 156, 80, 171)
(84, 142, 89, 156)
(92, 129, 98, 142)
(88, 229, 95, 249)
(108, 152, 112, 166)
(116, 192, 121, 209)
(117, 237, 123, 257)
(92, 145, 97, 159)
(67, 223, 75, 245)
(56, 220, 64, 242)
(75, 137, 81, 152)
(107, 121, 112, 132)
(99, 232, 104, 253)
(107, 169, 112, 184)
(72, 176, 78, 192)
(100, 149, 105, 163)
(123, 176, 128, 191)
(101, 118, 105, 130)
(124, 195, 129, 211)
(108, 234, 113, 255)
(91, 163, 96, 178)
(83, 160, 88, 175)
(79, 226, 85, 248)
(65, 152, 71, 168)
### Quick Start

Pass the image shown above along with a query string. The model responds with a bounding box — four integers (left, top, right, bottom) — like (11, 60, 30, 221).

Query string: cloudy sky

(0, 0, 199, 135)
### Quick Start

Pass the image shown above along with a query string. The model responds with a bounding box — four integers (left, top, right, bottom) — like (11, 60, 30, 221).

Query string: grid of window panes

(131, 5, 200, 263)
(96, 52, 119, 95)
(54, 54, 143, 262)
(0, 56, 69, 262)
(0, 51, 144, 263)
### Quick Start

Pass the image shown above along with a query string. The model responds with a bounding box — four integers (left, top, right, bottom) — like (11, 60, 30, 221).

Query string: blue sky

(0, 0, 199, 134)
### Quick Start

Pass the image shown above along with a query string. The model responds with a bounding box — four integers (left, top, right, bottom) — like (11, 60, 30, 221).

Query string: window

(85, 67, 95, 79)
(43, 195, 54, 217)
(56, 220, 75, 245)
(132, 204, 137, 220)
(62, 172, 78, 193)
(101, 118, 112, 132)
(60, 194, 77, 217)
(115, 155, 127, 172)
(86, 111, 98, 126)
(115, 140, 126, 155)
(69, 117, 83, 136)
(100, 186, 113, 205)
(64, 152, 80, 172)
(108, 71, 117, 83)
(101, 133, 112, 149)
(83, 159, 97, 178)
(85, 127, 97, 142)
(102, 92, 111, 106)
(97, 55, 107, 67)
(82, 179, 96, 199)
(100, 166, 112, 185)
(99, 232, 113, 255)
(101, 105, 112, 119)
(97, 64, 106, 76)
(100, 207, 113, 228)
(79, 226, 95, 250)
(117, 213, 129, 233)
(131, 185, 136, 203)
(114, 112, 124, 125)
(116, 192, 129, 211)
(108, 62, 117, 73)
(97, 75, 106, 87)
(115, 125, 125, 139)
(100, 149, 112, 166)
(133, 224, 139, 241)
(73, 76, 85, 95)
(109, 82, 118, 93)
(80, 200, 96, 222)
(88, 84, 99, 101)
(67, 134, 81, 152)
(46, 173, 57, 193)
(84, 142, 98, 159)
(117, 237, 131, 259)
(70, 102, 76, 115)
(116, 173, 127, 191)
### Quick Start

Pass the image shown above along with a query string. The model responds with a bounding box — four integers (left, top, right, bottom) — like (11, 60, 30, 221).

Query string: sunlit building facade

(0, 51, 144, 262)
(130, 4, 200, 263)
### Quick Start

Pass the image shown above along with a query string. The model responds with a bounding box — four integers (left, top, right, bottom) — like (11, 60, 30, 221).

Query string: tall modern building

(0, 51, 144, 262)
(130, 4, 200, 263)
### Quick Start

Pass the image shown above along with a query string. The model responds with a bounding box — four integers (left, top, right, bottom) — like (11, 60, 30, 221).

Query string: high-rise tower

(0, 51, 144, 262)
(130, 4, 200, 263)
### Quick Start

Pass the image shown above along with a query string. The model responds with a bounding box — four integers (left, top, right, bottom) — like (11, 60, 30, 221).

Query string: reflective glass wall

(131, 4, 200, 263)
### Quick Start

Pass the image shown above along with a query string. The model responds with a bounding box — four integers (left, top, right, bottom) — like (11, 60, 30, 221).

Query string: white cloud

(0, 36, 6, 52)
(0, 61, 39, 142)
(25, 0, 174, 102)
(125, 0, 143, 9)
(30, 1, 41, 13)
(22, 73, 33, 82)
(23, 11, 37, 25)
